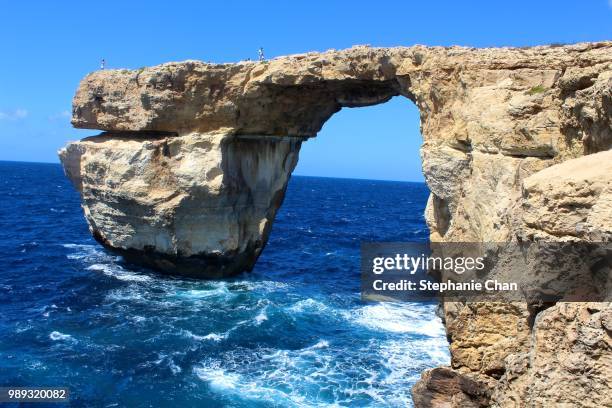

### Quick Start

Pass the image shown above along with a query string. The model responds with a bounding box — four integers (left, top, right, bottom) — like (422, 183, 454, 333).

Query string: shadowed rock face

(60, 42, 612, 407)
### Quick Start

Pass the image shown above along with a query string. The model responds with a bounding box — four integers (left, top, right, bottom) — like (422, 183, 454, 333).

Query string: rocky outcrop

(492, 302, 612, 407)
(418, 150, 612, 407)
(60, 131, 300, 277)
(518, 149, 612, 241)
(60, 42, 612, 407)
(412, 367, 491, 408)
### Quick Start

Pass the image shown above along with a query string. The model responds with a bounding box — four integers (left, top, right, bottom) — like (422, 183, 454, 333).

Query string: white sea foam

(194, 362, 308, 406)
(194, 320, 444, 406)
(63, 245, 128, 280)
(132, 316, 146, 323)
(421, 339, 451, 366)
(153, 354, 183, 375)
(194, 365, 241, 390)
(230, 280, 291, 294)
(306, 340, 329, 350)
(410, 319, 446, 337)
(182, 329, 228, 342)
(346, 303, 445, 337)
(296, 340, 330, 358)
(378, 338, 449, 387)
(169, 360, 182, 375)
(202, 333, 227, 342)
(174, 283, 234, 301)
(26, 360, 46, 371)
(62, 243, 93, 249)
(194, 340, 369, 407)
(61, 244, 447, 407)
(204, 302, 449, 406)
(49, 331, 73, 341)
(87, 264, 152, 282)
(63, 244, 102, 260)
(15, 324, 32, 333)
(105, 287, 145, 302)
(287, 298, 330, 313)
(254, 308, 268, 325)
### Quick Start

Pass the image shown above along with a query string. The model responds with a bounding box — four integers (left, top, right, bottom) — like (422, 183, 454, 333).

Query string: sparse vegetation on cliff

(527, 85, 547, 95)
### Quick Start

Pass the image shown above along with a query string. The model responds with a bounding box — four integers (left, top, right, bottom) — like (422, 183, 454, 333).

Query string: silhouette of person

(100, 59, 106, 70)
(258, 48, 265, 62)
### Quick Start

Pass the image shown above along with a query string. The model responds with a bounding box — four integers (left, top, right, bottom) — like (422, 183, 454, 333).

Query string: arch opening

(245, 94, 450, 404)
(295, 96, 424, 183)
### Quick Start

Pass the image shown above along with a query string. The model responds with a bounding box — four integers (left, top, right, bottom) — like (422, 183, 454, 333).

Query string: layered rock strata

(60, 131, 300, 277)
(60, 42, 612, 407)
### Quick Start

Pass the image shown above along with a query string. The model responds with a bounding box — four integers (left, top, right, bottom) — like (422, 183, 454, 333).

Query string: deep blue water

(0, 161, 448, 407)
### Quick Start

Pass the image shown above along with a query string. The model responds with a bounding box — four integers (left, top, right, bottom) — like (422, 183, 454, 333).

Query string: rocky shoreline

(60, 43, 611, 407)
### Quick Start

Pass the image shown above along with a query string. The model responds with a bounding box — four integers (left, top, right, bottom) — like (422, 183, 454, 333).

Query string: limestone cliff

(60, 42, 612, 407)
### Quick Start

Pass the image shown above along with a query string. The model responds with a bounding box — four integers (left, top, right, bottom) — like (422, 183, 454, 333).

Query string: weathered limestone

(422, 150, 612, 407)
(60, 42, 612, 407)
(518, 149, 612, 241)
(60, 131, 300, 277)
(492, 302, 612, 407)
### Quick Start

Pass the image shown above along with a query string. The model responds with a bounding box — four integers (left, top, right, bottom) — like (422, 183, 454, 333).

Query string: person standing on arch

(100, 59, 106, 70)
(258, 47, 265, 62)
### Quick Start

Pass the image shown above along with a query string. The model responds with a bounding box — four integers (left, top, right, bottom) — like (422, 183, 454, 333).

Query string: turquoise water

(0, 161, 449, 407)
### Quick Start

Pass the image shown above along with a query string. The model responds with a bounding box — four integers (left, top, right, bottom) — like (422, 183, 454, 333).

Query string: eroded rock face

(60, 42, 612, 407)
(420, 151, 612, 407)
(60, 131, 301, 277)
(412, 367, 491, 408)
(518, 149, 612, 241)
(492, 302, 612, 407)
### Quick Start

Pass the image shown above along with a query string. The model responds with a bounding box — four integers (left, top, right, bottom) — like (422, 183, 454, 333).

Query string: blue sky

(1, 1, 610, 181)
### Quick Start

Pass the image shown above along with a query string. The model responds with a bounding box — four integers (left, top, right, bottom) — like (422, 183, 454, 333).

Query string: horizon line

(0, 160, 425, 184)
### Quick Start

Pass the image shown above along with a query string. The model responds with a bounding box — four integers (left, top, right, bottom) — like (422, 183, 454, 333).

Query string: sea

(0, 161, 449, 407)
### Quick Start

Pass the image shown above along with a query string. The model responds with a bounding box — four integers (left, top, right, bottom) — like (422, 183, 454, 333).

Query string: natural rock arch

(63, 43, 611, 275)
(60, 43, 612, 407)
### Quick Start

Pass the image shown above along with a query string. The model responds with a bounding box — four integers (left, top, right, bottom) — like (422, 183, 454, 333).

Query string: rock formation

(60, 42, 612, 407)
(60, 131, 300, 277)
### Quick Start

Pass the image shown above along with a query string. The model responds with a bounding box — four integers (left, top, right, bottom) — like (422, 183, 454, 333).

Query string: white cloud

(48, 110, 71, 121)
(0, 109, 28, 120)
